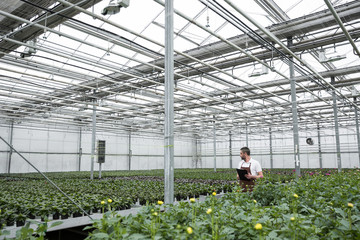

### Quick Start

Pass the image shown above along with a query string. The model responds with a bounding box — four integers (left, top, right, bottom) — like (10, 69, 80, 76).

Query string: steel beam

(229, 131, 232, 168)
(288, 37, 301, 179)
(331, 77, 342, 172)
(128, 130, 132, 171)
(90, 97, 96, 180)
(324, 0, 360, 56)
(213, 115, 217, 172)
(7, 120, 14, 174)
(78, 127, 82, 171)
(354, 97, 360, 167)
(164, 0, 175, 204)
(317, 123, 323, 169)
(269, 127, 273, 169)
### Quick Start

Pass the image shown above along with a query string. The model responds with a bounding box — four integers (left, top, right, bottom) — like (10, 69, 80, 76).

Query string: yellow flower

(190, 198, 196, 203)
(293, 193, 299, 198)
(254, 223, 262, 230)
(348, 203, 354, 208)
(100, 200, 105, 205)
(253, 200, 257, 203)
(187, 227, 193, 234)
(290, 217, 295, 221)
(152, 212, 158, 216)
(212, 192, 217, 196)
(107, 199, 112, 203)
(206, 208, 212, 214)
(157, 200, 164, 205)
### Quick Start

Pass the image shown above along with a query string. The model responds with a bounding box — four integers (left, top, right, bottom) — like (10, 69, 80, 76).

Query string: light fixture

(318, 48, 346, 63)
(101, 0, 130, 15)
(248, 64, 268, 77)
(20, 39, 37, 58)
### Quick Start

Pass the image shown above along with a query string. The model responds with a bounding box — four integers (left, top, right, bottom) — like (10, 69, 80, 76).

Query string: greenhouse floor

(2, 194, 220, 239)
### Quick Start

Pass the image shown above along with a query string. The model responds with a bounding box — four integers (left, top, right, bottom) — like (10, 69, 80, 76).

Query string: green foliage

(85, 169, 360, 239)
(1, 168, 360, 239)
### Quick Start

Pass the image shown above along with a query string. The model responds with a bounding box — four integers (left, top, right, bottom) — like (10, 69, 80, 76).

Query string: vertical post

(288, 36, 301, 179)
(192, 134, 197, 168)
(90, 96, 96, 180)
(164, 0, 174, 204)
(99, 163, 102, 179)
(229, 131, 232, 168)
(354, 97, 360, 167)
(269, 127, 273, 169)
(331, 77, 341, 172)
(245, 121, 249, 147)
(78, 127, 82, 171)
(213, 115, 217, 172)
(7, 120, 14, 174)
(128, 130, 132, 171)
(197, 138, 202, 168)
(317, 123, 322, 168)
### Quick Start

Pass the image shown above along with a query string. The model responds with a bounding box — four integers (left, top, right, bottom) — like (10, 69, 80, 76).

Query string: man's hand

(245, 174, 253, 179)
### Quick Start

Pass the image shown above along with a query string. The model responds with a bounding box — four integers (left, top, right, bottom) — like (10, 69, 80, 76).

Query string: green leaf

(50, 221, 63, 228)
(91, 232, 110, 239)
(128, 233, 148, 239)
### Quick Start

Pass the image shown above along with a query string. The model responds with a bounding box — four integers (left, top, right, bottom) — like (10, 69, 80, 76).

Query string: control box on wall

(97, 140, 106, 163)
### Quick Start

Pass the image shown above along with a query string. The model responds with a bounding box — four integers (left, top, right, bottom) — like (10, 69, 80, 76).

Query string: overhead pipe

(324, 0, 360, 57)
(224, 0, 360, 112)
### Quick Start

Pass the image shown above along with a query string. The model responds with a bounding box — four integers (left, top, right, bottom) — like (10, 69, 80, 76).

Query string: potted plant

(15, 212, 27, 227)
(51, 206, 60, 220)
(4, 210, 15, 227)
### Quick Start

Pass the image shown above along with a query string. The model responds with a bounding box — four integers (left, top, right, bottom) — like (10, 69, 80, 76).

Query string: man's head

(240, 147, 250, 160)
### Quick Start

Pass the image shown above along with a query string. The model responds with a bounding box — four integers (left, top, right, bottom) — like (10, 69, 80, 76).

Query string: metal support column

(213, 115, 217, 172)
(229, 131, 232, 168)
(78, 127, 82, 171)
(269, 127, 273, 169)
(164, 0, 174, 204)
(192, 135, 197, 168)
(317, 123, 323, 169)
(7, 120, 14, 174)
(245, 122, 249, 147)
(90, 96, 96, 180)
(288, 37, 301, 179)
(128, 130, 132, 171)
(99, 163, 102, 179)
(354, 97, 360, 167)
(331, 77, 342, 172)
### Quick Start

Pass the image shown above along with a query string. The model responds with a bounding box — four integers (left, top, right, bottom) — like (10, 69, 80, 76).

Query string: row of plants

(0, 179, 228, 227)
(84, 170, 360, 239)
(0, 168, 346, 182)
(0, 168, 356, 230)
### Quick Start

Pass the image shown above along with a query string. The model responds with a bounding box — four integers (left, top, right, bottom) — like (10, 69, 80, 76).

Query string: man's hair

(240, 147, 250, 156)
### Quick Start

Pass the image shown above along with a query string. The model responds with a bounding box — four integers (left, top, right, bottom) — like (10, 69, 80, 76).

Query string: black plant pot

(73, 212, 82, 218)
(61, 214, 69, 220)
(52, 213, 60, 220)
(28, 213, 36, 219)
(16, 220, 25, 227)
(6, 219, 15, 227)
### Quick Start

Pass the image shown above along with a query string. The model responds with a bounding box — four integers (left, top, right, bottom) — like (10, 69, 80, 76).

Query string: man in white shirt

(237, 147, 263, 192)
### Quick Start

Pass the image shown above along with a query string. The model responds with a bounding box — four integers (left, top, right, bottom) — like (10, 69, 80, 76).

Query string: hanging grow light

(248, 64, 268, 77)
(318, 49, 346, 63)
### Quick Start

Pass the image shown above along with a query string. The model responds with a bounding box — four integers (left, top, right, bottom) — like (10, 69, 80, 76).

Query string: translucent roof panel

(0, 0, 359, 136)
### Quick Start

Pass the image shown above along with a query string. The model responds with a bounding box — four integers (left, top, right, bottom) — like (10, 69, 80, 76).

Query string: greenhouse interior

(0, 0, 360, 239)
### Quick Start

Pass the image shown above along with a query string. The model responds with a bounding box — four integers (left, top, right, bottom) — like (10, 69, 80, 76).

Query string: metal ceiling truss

(0, 0, 359, 137)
